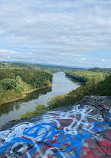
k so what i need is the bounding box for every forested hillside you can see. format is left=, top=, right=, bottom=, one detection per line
left=0, top=61, right=84, bottom=73
left=0, top=69, right=52, bottom=105
left=89, top=67, right=111, bottom=73
left=65, top=70, right=106, bottom=83
left=47, top=70, right=110, bottom=109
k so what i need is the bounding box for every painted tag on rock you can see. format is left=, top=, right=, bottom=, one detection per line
left=0, top=104, right=111, bottom=158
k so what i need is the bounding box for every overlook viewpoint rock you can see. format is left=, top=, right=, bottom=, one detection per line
left=0, top=96, right=111, bottom=158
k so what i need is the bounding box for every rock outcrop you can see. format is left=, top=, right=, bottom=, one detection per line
left=0, top=96, right=111, bottom=158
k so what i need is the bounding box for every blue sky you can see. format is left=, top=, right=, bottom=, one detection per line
left=0, top=0, right=111, bottom=68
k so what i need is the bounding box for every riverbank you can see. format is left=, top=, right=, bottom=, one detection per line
left=0, top=84, right=52, bottom=106
left=47, top=70, right=110, bottom=109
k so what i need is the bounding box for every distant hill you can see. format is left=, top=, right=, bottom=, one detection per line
left=0, top=61, right=86, bottom=72
left=89, top=67, right=111, bottom=73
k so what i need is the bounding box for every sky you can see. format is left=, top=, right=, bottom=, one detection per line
left=0, top=0, right=111, bottom=68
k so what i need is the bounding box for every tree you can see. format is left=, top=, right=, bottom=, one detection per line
left=15, top=76, right=24, bottom=93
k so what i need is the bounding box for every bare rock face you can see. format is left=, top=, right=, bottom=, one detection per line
left=0, top=96, right=111, bottom=158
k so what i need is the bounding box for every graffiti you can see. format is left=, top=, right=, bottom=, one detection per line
left=0, top=104, right=111, bottom=157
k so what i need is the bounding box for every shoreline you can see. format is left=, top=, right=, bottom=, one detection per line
left=1, top=96, right=111, bottom=131
left=0, top=84, right=52, bottom=106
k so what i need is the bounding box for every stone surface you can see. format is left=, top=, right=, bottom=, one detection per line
left=0, top=96, right=111, bottom=158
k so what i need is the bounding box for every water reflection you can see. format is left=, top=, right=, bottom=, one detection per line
left=23, top=87, right=52, bottom=102
left=0, top=87, right=52, bottom=116
left=15, top=104, right=20, bottom=110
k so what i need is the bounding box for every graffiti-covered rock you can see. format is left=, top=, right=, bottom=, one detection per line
left=0, top=96, right=111, bottom=158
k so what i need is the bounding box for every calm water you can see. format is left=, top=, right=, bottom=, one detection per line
left=0, top=72, right=79, bottom=128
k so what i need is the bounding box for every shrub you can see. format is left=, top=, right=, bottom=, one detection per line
left=21, top=104, right=46, bottom=119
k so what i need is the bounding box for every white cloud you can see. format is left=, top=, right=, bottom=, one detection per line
left=102, top=59, right=106, bottom=62
left=0, top=0, right=111, bottom=67
left=80, top=57, right=86, bottom=61
left=0, top=49, right=17, bottom=54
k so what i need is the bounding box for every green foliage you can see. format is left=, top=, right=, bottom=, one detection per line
left=47, top=70, right=110, bottom=109
left=0, top=79, right=16, bottom=91
left=35, top=104, right=46, bottom=112
left=0, top=76, right=24, bottom=103
left=89, top=67, right=111, bottom=73
left=21, top=104, right=46, bottom=119
left=47, top=94, right=67, bottom=109
left=0, top=68, right=52, bottom=105
left=0, top=69, right=15, bottom=80
left=15, top=76, right=24, bottom=93
left=11, top=69, right=53, bottom=89
left=91, top=75, right=111, bottom=96
left=0, top=89, right=22, bottom=105
left=0, top=86, right=4, bottom=101
left=23, top=82, right=31, bottom=92
left=65, top=70, right=107, bottom=83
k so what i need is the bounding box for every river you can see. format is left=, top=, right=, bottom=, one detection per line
left=0, top=72, right=79, bottom=128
